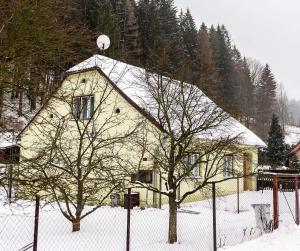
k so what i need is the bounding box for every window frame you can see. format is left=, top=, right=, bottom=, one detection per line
left=223, top=155, right=233, bottom=177
left=131, top=170, right=153, bottom=184
left=72, top=95, right=94, bottom=120
left=185, top=153, right=202, bottom=178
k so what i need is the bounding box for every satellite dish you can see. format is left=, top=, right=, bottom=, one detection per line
left=97, top=35, right=111, bottom=51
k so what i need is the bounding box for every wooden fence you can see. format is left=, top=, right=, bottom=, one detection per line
left=257, top=173, right=300, bottom=192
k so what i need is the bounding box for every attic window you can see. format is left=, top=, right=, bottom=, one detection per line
left=72, top=96, right=94, bottom=120
left=81, top=78, right=86, bottom=83
left=115, top=108, right=120, bottom=114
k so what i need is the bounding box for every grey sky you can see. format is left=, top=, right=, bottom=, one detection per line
left=174, top=0, right=300, bottom=100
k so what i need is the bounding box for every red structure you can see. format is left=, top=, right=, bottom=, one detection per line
left=273, top=176, right=279, bottom=229
left=288, top=141, right=300, bottom=166
left=296, top=177, right=300, bottom=225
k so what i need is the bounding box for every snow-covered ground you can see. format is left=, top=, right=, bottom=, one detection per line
left=285, top=125, right=300, bottom=146
left=223, top=225, right=300, bottom=251
left=0, top=190, right=298, bottom=250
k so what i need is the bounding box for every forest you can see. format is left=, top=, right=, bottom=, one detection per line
left=0, top=0, right=295, bottom=142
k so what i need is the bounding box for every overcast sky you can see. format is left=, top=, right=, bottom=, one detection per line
left=174, top=0, right=300, bottom=100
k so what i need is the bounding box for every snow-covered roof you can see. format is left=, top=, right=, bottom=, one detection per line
left=285, top=125, right=300, bottom=146
left=67, top=55, right=266, bottom=148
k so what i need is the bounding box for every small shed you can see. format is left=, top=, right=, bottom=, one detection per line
left=0, top=145, right=20, bottom=165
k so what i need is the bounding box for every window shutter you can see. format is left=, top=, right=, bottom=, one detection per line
left=90, top=96, right=94, bottom=117
left=82, top=97, right=88, bottom=119
left=72, top=97, right=80, bottom=119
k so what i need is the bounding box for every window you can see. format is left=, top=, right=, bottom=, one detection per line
left=186, top=153, right=201, bottom=177
left=131, top=170, right=153, bottom=184
left=224, top=155, right=233, bottom=177
left=72, top=96, right=94, bottom=120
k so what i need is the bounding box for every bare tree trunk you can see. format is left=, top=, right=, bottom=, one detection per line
left=18, top=90, right=23, bottom=116
left=168, top=196, right=177, bottom=244
left=0, top=89, right=3, bottom=120
left=30, top=95, right=37, bottom=112
left=72, top=218, right=80, bottom=232
left=73, top=179, right=83, bottom=232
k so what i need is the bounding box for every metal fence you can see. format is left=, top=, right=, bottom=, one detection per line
left=0, top=176, right=299, bottom=251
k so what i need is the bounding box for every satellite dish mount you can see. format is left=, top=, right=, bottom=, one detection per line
left=97, top=35, right=111, bottom=51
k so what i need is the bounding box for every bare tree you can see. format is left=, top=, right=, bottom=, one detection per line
left=124, top=65, right=251, bottom=244
left=246, top=57, right=264, bottom=88
left=18, top=72, right=142, bottom=231
left=276, top=83, right=289, bottom=133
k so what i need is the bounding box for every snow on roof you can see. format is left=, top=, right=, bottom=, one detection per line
left=285, top=125, right=300, bottom=146
left=67, top=55, right=266, bottom=148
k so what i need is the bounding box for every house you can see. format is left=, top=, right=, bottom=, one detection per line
left=17, top=55, right=266, bottom=207
left=287, top=142, right=300, bottom=167
left=0, top=133, right=19, bottom=199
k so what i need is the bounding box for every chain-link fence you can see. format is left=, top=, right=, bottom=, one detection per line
left=0, top=176, right=299, bottom=251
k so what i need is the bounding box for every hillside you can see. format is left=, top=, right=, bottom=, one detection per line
left=1, top=0, right=294, bottom=145
left=285, top=125, right=300, bottom=146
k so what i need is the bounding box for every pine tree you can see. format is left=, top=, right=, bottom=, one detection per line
left=266, top=114, right=286, bottom=168
left=136, top=0, right=160, bottom=63
left=194, top=23, right=219, bottom=101
left=111, top=0, right=142, bottom=63
left=209, top=25, right=240, bottom=112
left=255, top=64, right=277, bottom=140
left=230, top=46, right=243, bottom=116
left=136, top=0, right=182, bottom=72
left=290, top=154, right=300, bottom=169
left=157, top=0, right=180, bottom=43
left=179, top=9, right=197, bottom=59
left=0, top=0, right=93, bottom=127
left=85, top=0, right=121, bottom=58
left=240, top=57, right=255, bottom=127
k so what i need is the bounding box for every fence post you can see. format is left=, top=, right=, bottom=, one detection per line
left=126, top=188, right=131, bottom=251
left=295, top=177, right=299, bottom=225
left=33, top=195, right=40, bottom=251
left=273, top=176, right=279, bottom=229
left=237, top=177, right=240, bottom=214
left=212, top=182, right=217, bottom=251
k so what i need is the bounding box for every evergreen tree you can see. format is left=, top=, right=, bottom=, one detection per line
left=136, top=0, right=182, bottom=72
left=209, top=25, right=236, bottom=112
left=0, top=0, right=92, bottom=120
left=194, top=23, right=219, bottom=101
left=136, top=0, right=160, bottom=63
left=111, top=0, right=142, bottom=63
left=255, top=64, right=277, bottom=140
left=179, top=9, right=197, bottom=58
left=290, top=154, right=300, bottom=169
left=240, top=57, right=255, bottom=127
left=157, top=0, right=180, bottom=43
left=230, top=46, right=243, bottom=116
left=266, top=114, right=286, bottom=167
left=85, top=0, right=121, bottom=58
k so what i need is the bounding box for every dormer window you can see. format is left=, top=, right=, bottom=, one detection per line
left=72, top=96, right=94, bottom=120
